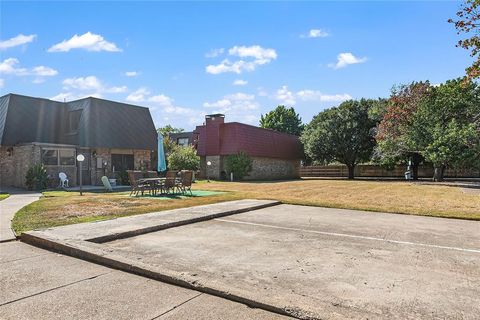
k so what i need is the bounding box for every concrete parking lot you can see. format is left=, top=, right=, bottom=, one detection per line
left=0, top=241, right=289, bottom=320
left=106, top=204, right=480, bottom=319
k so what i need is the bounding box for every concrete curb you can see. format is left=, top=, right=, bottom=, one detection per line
left=88, top=200, right=282, bottom=243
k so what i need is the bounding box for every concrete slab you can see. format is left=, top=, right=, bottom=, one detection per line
left=0, top=192, right=41, bottom=242
left=105, top=204, right=480, bottom=319
left=0, top=244, right=111, bottom=305
left=21, top=201, right=480, bottom=319
left=0, top=241, right=290, bottom=320
left=158, top=293, right=290, bottom=320
left=0, top=240, right=49, bottom=263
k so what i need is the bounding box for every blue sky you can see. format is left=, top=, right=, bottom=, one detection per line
left=0, top=1, right=471, bottom=130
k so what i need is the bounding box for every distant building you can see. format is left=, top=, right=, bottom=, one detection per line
left=193, top=114, right=303, bottom=180
left=169, top=132, right=194, bottom=147
left=0, top=94, right=157, bottom=188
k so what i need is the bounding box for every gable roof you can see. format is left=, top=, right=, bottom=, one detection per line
left=195, top=122, right=303, bottom=160
left=0, top=93, right=157, bottom=150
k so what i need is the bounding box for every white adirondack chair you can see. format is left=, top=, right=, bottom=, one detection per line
left=59, top=172, right=69, bottom=188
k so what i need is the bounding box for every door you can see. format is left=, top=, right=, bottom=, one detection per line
left=77, top=149, right=91, bottom=185
left=111, top=154, right=134, bottom=173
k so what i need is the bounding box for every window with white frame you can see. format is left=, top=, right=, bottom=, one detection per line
left=177, top=137, right=189, bottom=146
left=42, top=148, right=76, bottom=166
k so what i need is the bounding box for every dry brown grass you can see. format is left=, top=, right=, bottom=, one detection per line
left=12, top=179, right=480, bottom=235
left=198, top=179, right=480, bottom=220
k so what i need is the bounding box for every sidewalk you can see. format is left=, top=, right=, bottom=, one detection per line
left=0, top=188, right=41, bottom=242
left=0, top=242, right=289, bottom=320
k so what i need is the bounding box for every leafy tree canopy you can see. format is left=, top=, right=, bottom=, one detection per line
left=157, top=125, right=184, bottom=137
left=260, top=105, right=304, bottom=136
left=167, top=145, right=200, bottom=171
left=301, top=99, right=378, bottom=179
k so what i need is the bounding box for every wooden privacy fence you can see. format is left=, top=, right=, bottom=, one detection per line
left=299, top=165, right=480, bottom=178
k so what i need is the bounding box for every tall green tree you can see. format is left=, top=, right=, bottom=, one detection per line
left=260, top=105, right=304, bottom=136
left=157, top=125, right=185, bottom=155
left=409, top=78, right=480, bottom=181
left=375, top=82, right=432, bottom=179
left=301, top=99, right=377, bottom=179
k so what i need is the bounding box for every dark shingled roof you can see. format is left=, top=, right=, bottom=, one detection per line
left=0, top=93, right=157, bottom=150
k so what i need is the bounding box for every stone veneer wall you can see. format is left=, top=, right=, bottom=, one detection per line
left=1, top=145, right=153, bottom=188
left=199, top=155, right=300, bottom=180
left=245, top=156, right=300, bottom=180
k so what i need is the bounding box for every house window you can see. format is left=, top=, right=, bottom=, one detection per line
left=42, top=148, right=76, bottom=166
left=111, top=154, right=134, bottom=172
left=59, top=149, right=75, bottom=165
left=68, top=110, right=82, bottom=133
left=42, top=149, right=58, bottom=165
left=177, top=137, right=189, bottom=146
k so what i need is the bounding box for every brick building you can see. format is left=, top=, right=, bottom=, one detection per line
left=0, top=94, right=157, bottom=188
left=193, top=114, right=303, bottom=180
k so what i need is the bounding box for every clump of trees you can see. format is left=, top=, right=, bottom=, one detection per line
left=297, top=78, right=480, bottom=181
left=260, top=105, right=304, bottom=136
left=301, top=99, right=380, bottom=179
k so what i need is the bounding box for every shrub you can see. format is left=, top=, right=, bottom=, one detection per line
left=225, top=151, right=253, bottom=180
left=117, top=170, right=130, bottom=185
left=25, top=164, right=49, bottom=191
left=167, top=145, right=200, bottom=171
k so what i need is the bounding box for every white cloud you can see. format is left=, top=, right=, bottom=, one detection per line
left=48, top=32, right=121, bottom=52
left=301, top=29, right=329, bottom=38
left=228, top=45, right=277, bottom=61
left=126, top=88, right=151, bottom=102
left=125, top=71, right=139, bottom=77
left=297, top=90, right=352, bottom=102
left=205, top=48, right=224, bottom=58
left=275, top=85, right=296, bottom=106
left=54, top=76, right=126, bottom=101
left=31, top=66, right=58, bottom=76
left=63, top=76, right=102, bottom=91
left=126, top=88, right=204, bottom=127
left=0, top=34, right=36, bottom=50
left=233, top=79, right=248, bottom=86
left=0, top=58, right=58, bottom=82
left=329, top=52, right=367, bottom=69
left=206, top=45, right=277, bottom=74
left=0, top=58, right=28, bottom=75
left=0, top=79, right=4, bottom=88
left=202, top=92, right=259, bottom=125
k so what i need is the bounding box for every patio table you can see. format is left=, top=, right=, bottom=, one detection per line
left=137, top=177, right=181, bottom=196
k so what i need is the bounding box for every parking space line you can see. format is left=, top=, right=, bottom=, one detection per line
left=215, top=218, right=480, bottom=254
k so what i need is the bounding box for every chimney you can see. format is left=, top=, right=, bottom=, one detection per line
left=205, top=114, right=224, bottom=155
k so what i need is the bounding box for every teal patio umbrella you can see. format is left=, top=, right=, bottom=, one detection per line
left=157, top=134, right=167, bottom=172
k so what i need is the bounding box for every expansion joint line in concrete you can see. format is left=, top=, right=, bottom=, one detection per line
left=215, top=218, right=480, bottom=254
left=0, top=271, right=113, bottom=307
left=150, top=292, right=203, bottom=319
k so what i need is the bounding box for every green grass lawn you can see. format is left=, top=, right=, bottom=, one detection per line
left=0, top=194, right=9, bottom=201
left=12, top=179, right=480, bottom=235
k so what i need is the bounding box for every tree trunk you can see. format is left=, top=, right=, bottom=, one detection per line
left=347, top=165, right=355, bottom=180
left=411, top=153, right=422, bottom=181
left=412, top=163, right=419, bottom=180
left=433, top=165, right=445, bottom=182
